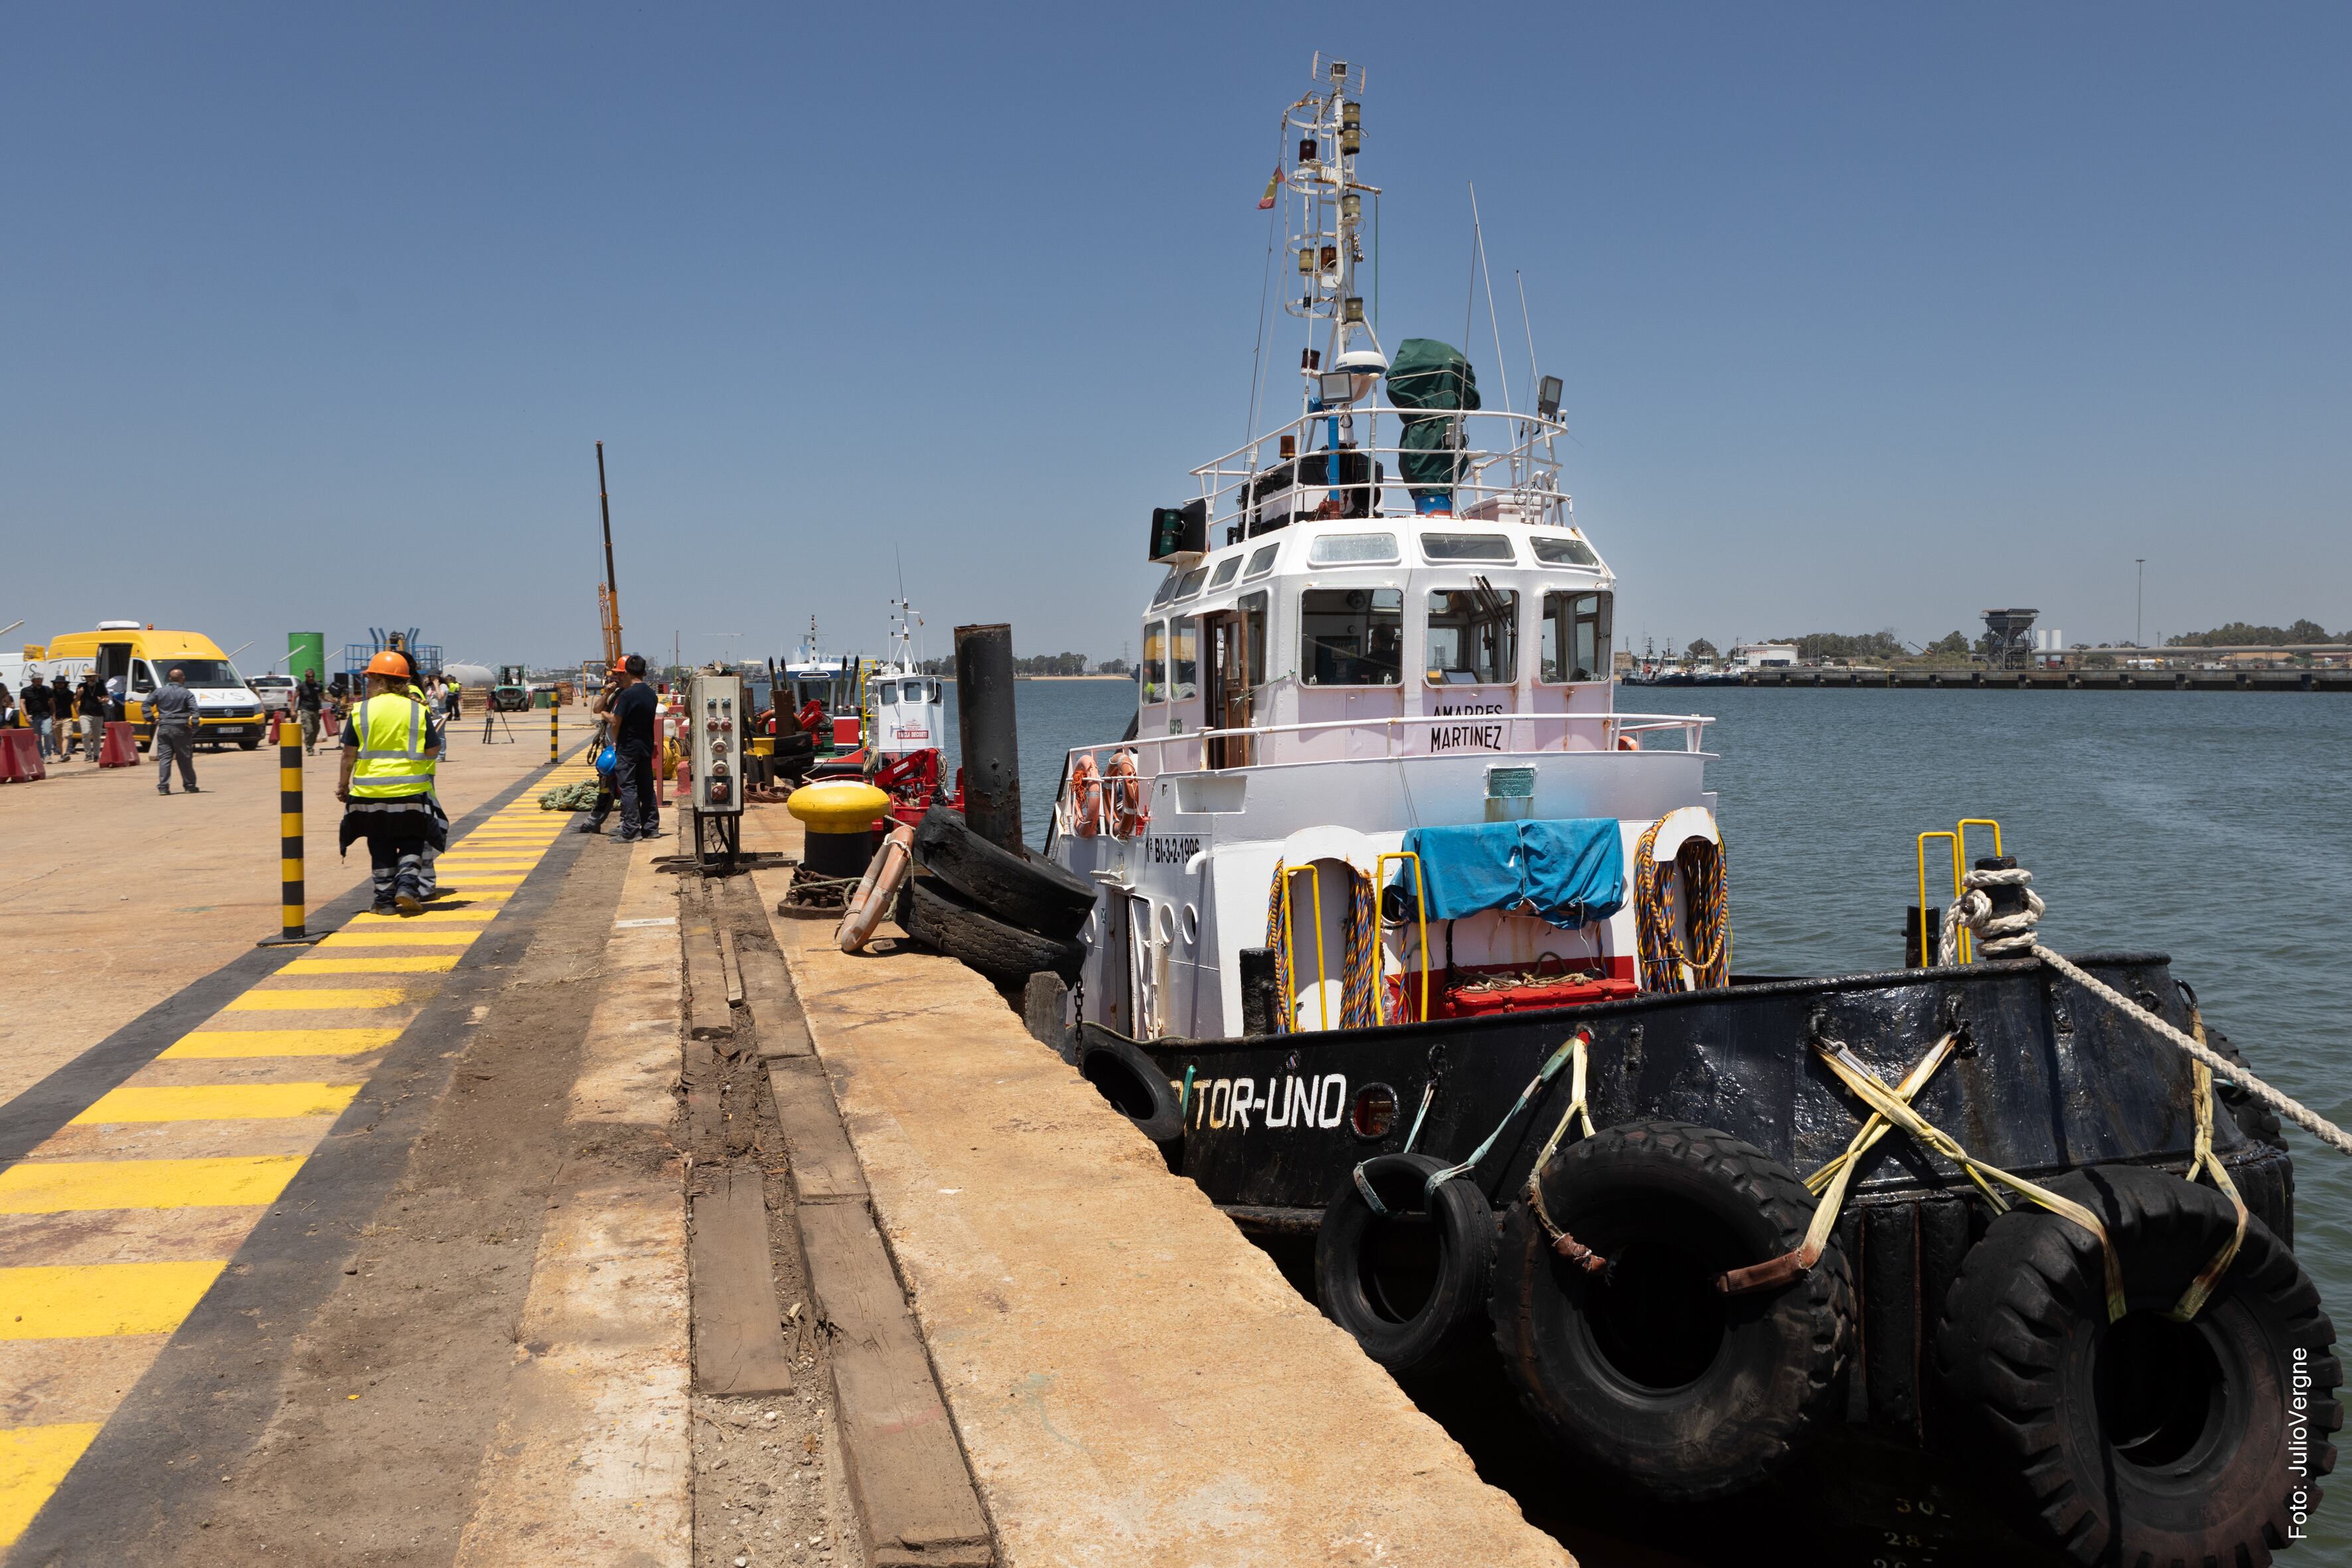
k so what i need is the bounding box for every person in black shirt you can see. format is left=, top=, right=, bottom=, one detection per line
left=609, top=655, right=661, bottom=841
left=297, top=673, right=325, bottom=754
left=21, top=675, right=54, bottom=759
left=76, top=672, right=108, bottom=761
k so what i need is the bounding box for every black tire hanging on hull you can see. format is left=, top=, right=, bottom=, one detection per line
left=1073, top=1029, right=1184, bottom=1162
left=1489, top=1119, right=1853, bottom=1502
left=1315, top=1153, right=1497, bottom=1377
left=1935, top=1163, right=2340, bottom=1568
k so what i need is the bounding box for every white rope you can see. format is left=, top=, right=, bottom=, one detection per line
left=1942, top=865, right=2352, bottom=1158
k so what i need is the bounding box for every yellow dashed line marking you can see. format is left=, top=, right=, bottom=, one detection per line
left=319, top=928, right=481, bottom=947
left=0, top=1423, right=102, bottom=1545
left=435, top=876, right=525, bottom=887
left=226, top=988, right=407, bottom=1012
left=0, top=1261, right=227, bottom=1339
left=280, top=956, right=457, bottom=975
left=162, top=1028, right=399, bottom=1058
left=71, top=1084, right=362, bottom=1124
left=0, top=1156, right=305, bottom=1213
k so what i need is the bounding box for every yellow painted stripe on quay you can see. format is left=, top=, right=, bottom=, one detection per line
left=163, top=1028, right=399, bottom=1058
left=0, top=1156, right=305, bottom=1214
left=279, top=956, right=457, bottom=975
left=0, top=1423, right=103, bottom=1545
left=345, top=909, right=497, bottom=925
left=0, top=1261, right=228, bottom=1339
left=226, top=988, right=406, bottom=1011
left=319, top=928, right=481, bottom=947
left=434, top=877, right=524, bottom=888
left=72, top=1083, right=363, bottom=1124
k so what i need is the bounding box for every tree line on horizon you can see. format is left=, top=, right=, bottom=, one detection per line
left=1674, top=619, right=2349, bottom=665
left=914, top=653, right=1131, bottom=676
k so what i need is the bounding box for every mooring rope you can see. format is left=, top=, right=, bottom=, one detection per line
left=1942, top=864, right=2352, bottom=1158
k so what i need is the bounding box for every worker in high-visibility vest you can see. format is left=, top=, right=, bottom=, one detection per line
left=400, top=668, right=451, bottom=901
left=337, top=651, right=445, bottom=914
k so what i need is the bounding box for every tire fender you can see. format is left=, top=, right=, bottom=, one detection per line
left=1935, top=1164, right=2341, bottom=1567
left=1073, top=1031, right=1184, bottom=1159
left=1316, top=1152, right=1497, bottom=1377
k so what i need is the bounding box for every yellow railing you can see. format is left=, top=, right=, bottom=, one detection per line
left=1373, top=851, right=1430, bottom=1026
left=1916, top=818, right=2007, bottom=964
left=1277, top=863, right=1330, bottom=1032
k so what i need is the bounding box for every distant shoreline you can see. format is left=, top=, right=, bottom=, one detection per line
left=1014, top=674, right=1132, bottom=682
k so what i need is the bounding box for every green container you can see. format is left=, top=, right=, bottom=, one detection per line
left=287, top=632, right=326, bottom=684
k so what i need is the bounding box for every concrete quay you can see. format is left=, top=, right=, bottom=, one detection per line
left=0, top=742, right=1578, bottom=1565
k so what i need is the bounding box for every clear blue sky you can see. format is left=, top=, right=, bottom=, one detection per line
left=4, top=4, right=2345, bottom=669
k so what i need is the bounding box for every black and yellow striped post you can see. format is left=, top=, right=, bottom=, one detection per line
left=258, top=713, right=326, bottom=947
left=548, top=696, right=560, bottom=765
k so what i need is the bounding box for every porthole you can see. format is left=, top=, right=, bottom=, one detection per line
left=1180, top=903, right=1200, bottom=945
left=1350, top=1082, right=1400, bottom=1140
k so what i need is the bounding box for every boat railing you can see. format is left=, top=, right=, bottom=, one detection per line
left=1050, top=709, right=1713, bottom=838
left=1189, top=403, right=1573, bottom=534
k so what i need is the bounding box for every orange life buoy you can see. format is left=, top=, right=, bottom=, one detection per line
left=836, top=822, right=913, bottom=953
left=1616, top=732, right=1642, bottom=751
left=1105, top=748, right=1147, bottom=838
left=1068, top=753, right=1104, bottom=837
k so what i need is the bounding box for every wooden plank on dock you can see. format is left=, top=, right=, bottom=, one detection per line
left=684, top=1037, right=725, bottom=1157
left=719, top=927, right=744, bottom=1006
left=738, top=943, right=813, bottom=1058
left=799, top=1200, right=994, bottom=1567
left=689, top=1165, right=796, bottom=1397
left=682, top=893, right=734, bottom=1042
left=768, top=1058, right=866, bottom=1204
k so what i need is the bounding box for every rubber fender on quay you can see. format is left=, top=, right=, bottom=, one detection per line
left=1316, top=1152, right=1497, bottom=1377
left=900, top=875, right=1085, bottom=986
left=1934, top=1163, right=2340, bottom=1568
left=912, top=805, right=1097, bottom=940
left=1489, top=1119, right=1853, bottom=1502
left=1072, top=1027, right=1184, bottom=1164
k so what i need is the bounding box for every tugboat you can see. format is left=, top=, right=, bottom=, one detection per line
left=1008, top=57, right=2337, bottom=1565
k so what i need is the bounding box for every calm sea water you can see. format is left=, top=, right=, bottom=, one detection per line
left=955, top=678, right=2352, bottom=1552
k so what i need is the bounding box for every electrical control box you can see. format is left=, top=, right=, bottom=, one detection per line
left=686, top=672, right=744, bottom=817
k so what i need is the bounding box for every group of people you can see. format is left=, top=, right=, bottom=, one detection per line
left=582, top=653, right=662, bottom=841
left=0, top=670, right=115, bottom=762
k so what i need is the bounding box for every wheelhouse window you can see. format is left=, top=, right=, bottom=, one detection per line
left=1531, top=533, right=1601, bottom=568
left=1208, top=556, right=1241, bottom=590
left=1172, top=619, right=1199, bottom=701
left=1240, top=591, right=1268, bottom=686
left=1306, top=532, right=1399, bottom=567
left=1243, top=542, right=1280, bottom=579
left=1150, top=571, right=1180, bottom=608
left=1142, top=620, right=1168, bottom=702
left=1173, top=565, right=1211, bottom=602
left=1421, top=532, right=1514, bottom=564
left=1540, top=591, right=1613, bottom=682
left=876, top=681, right=898, bottom=704
left=1300, top=588, right=1403, bottom=686
left=1425, top=586, right=1519, bottom=685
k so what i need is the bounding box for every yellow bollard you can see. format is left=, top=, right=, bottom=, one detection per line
left=258, top=716, right=325, bottom=947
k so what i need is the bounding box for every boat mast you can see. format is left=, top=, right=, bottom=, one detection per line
left=1281, top=58, right=1383, bottom=498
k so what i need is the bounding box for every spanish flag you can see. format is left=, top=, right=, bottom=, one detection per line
left=1258, top=165, right=1281, bottom=210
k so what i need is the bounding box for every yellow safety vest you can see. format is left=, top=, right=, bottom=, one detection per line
left=351, top=696, right=435, bottom=798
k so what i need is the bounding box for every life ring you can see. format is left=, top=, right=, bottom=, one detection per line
left=1105, top=748, right=1147, bottom=838
left=1936, top=1164, right=2335, bottom=1565
left=1491, top=1119, right=1852, bottom=1500
left=1616, top=731, right=1642, bottom=751
left=1067, top=753, right=1104, bottom=837
left=836, top=822, right=913, bottom=953
left=1316, top=1152, right=1497, bottom=1375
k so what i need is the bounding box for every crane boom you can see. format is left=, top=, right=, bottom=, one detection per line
left=595, top=441, right=624, bottom=667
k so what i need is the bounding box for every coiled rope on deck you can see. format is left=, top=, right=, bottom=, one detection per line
left=1942, top=864, right=2352, bottom=1158
left=1633, top=818, right=1730, bottom=992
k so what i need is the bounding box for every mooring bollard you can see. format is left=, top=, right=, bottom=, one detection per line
left=954, top=623, right=1022, bottom=851
left=549, top=698, right=560, bottom=765
left=258, top=718, right=325, bottom=947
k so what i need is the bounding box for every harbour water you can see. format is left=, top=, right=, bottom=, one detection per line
left=949, top=676, right=2349, bottom=1556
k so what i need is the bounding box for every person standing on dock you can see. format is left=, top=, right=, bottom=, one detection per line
left=297, top=672, right=323, bottom=754
left=75, top=670, right=107, bottom=761
left=21, top=673, right=55, bottom=760
left=337, top=650, right=444, bottom=914
left=609, top=654, right=661, bottom=842
left=151, top=666, right=200, bottom=794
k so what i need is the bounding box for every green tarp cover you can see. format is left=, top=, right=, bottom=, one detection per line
left=1385, top=339, right=1482, bottom=503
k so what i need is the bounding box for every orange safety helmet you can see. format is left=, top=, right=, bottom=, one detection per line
left=364, top=651, right=412, bottom=679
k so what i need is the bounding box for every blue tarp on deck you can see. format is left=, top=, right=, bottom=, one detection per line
left=1396, top=819, right=1625, bottom=928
